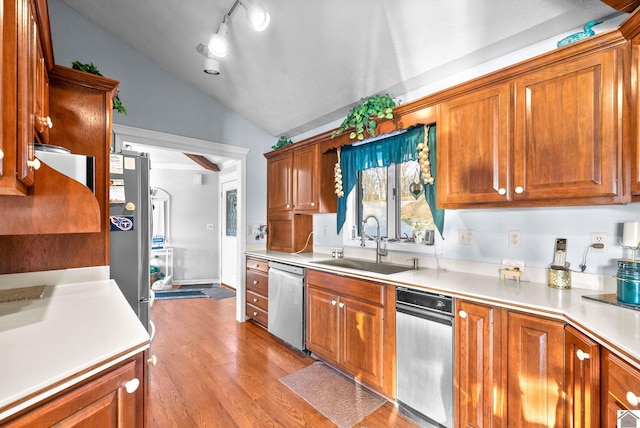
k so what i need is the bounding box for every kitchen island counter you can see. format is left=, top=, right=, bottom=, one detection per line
left=246, top=249, right=640, bottom=370
left=0, top=279, right=150, bottom=421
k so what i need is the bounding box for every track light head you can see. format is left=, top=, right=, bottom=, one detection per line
left=203, top=57, right=220, bottom=75
left=244, top=1, right=270, bottom=31
left=208, top=21, right=229, bottom=58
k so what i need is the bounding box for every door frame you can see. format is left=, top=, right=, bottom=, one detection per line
left=113, top=124, right=249, bottom=322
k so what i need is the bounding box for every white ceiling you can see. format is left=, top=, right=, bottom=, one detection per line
left=62, top=0, right=620, bottom=141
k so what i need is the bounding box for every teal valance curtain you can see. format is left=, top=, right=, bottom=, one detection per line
left=336, top=124, right=444, bottom=238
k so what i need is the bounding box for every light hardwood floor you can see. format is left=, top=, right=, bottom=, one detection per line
left=149, top=296, right=418, bottom=427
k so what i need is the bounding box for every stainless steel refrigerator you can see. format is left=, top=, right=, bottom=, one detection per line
left=109, top=150, right=152, bottom=333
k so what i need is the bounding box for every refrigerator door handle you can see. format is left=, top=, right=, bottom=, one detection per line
left=149, top=320, right=156, bottom=342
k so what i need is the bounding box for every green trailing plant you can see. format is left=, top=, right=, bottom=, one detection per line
left=331, top=94, right=397, bottom=141
left=272, top=135, right=293, bottom=150
left=71, top=61, right=127, bottom=115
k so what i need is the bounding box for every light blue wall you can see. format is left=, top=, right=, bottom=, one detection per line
left=47, top=0, right=271, bottom=246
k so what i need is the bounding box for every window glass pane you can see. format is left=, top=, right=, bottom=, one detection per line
left=360, top=167, right=387, bottom=237
left=399, top=161, right=434, bottom=238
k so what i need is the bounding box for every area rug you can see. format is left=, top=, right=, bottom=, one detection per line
left=153, top=289, right=208, bottom=300
left=154, top=284, right=236, bottom=301
left=279, top=362, right=386, bottom=428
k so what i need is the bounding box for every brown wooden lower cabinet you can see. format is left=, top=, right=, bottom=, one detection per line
left=306, top=269, right=394, bottom=397
left=245, top=256, right=269, bottom=327
left=565, top=325, right=600, bottom=428
left=3, top=353, right=146, bottom=427
left=455, top=300, right=505, bottom=428
left=602, top=348, right=640, bottom=427
left=455, top=300, right=565, bottom=427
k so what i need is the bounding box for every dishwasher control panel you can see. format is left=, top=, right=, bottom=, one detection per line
left=396, top=287, right=453, bottom=315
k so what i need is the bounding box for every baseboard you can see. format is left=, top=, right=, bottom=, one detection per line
left=173, top=278, right=219, bottom=286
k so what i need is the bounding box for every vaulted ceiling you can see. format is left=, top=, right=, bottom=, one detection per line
left=62, top=0, right=622, bottom=139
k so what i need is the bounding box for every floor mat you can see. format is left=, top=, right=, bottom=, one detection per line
left=279, top=361, right=386, bottom=428
left=154, top=289, right=208, bottom=300
left=200, top=287, right=236, bottom=300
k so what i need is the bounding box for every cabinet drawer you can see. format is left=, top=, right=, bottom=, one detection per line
left=307, top=269, right=384, bottom=306
left=246, top=257, right=269, bottom=273
left=246, top=303, right=268, bottom=327
left=246, top=290, right=268, bottom=311
left=605, top=350, right=640, bottom=410
left=246, top=270, right=268, bottom=296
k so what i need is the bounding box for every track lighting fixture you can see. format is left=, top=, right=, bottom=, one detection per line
left=199, top=0, right=271, bottom=71
left=241, top=0, right=270, bottom=32
left=207, top=21, right=229, bottom=58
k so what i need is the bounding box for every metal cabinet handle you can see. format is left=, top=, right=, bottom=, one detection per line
left=253, top=280, right=258, bottom=285
left=124, top=378, right=140, bottom=394
left=515, top=186, right=524, bottom=194
left=286, top=204, right=291, bottom=208
left=331, top=300, right=337, bottom=306
left=0, top=149, right=4, bottom=160
left=253, top=312, right=258, bottom=316
left=253, top=298, right=258, bottom=302
left=497, top=188, right=506, bottom=196
left=148, top=355, right=158, bottom=366
left=311, top=202, right=316, bottom=207
left=338, top=302, right=345, bottom=309
left=576, top=349, right=590, bottom=361
left=459, top=310, right=467, bottom=319
left=627, top=391, right=640, bottom=407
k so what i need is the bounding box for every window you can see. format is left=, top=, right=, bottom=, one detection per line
left=357, top=160, right=434, bottom=240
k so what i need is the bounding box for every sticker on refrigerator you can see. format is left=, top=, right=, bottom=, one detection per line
left=110, top=216, right=135, bottom=231
left=109, top=179, right=126, bottom=203
left=124, top=156, right=136, bottom=170
left=110, top=154, right=124, bottom=174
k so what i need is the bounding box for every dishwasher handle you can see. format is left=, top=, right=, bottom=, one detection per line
left=397, top=302, right=453, bottom=326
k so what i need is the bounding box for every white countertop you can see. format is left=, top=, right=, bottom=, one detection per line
left=247, top=250, right=640, bottom=369
left=0, top=279, right=150, bottom=420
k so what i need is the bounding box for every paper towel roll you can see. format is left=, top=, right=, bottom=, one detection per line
left=622, top=221, right=640, bottom=247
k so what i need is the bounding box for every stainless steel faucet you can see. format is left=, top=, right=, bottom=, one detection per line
left=361, top=215, right=387, bottom=263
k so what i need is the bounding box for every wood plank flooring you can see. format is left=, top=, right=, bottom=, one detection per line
left=148, top=296, right=419, bottom=427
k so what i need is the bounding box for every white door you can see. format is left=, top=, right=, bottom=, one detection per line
left=220, top=178, right=238, bottom=289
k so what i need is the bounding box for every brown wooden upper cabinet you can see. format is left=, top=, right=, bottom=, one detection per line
left=1, top=0, right=47, bottom=195
left=267, top=144, right=328, bottom=214
left=437, top=46, right=625, bottom=208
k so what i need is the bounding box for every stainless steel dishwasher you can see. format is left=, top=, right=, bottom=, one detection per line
left=267, top=261, right=306, bottom=351
left=396, top=286, right=454, bottom=428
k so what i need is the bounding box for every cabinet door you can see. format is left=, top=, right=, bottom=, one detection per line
left=513, top=49, right=621, bottom=203
left=5, top=356, right=144, bottom=427
left=507, top=311, right=565, bottom=428
left=339, top=294, right=384, bottom=388
left=602, top=348, right=640, bottom=427
left=292, top=145, right=319, bottom=212
left=267, top=152, right=292, bottom=212
left=16, top=0, right=37, bottom=187
left=437, top=83, right=511, bottom=207
left=306, top=286, right=340, bottom=363
left=455, top=300, right=505, bottom=428
left=565, top=325, right=600, bottom=428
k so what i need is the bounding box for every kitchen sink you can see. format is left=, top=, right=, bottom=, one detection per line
left=310, top=258, right=415, bottom=275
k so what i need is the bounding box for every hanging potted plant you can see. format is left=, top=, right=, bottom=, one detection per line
left=331, top=94, right=397, bottom=141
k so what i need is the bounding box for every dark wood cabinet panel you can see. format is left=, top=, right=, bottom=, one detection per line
left=507, top=311, right=565, bottom=428
left=565, top=325, right=600, bottom=428
left=455, top=300, right=505, bottom=428
left=292, top=144, right=319, bottom=212
left=267, top=151, right=292, bottom=213
left=306, top=286, right=340, bottom=364
left=4, top=353, right=146, bottom=427
left=602, top=348, right=640, bottom=427
left=513, top=49, right=622, bottom=204
left=438, top=83, right=511, bottom=207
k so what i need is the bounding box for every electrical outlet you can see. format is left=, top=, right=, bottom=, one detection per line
left=590, top=232, right=607, bottom=253
left=458, top=229, right=475, bottom=245
left=508, top=230, right=521, bottom=248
